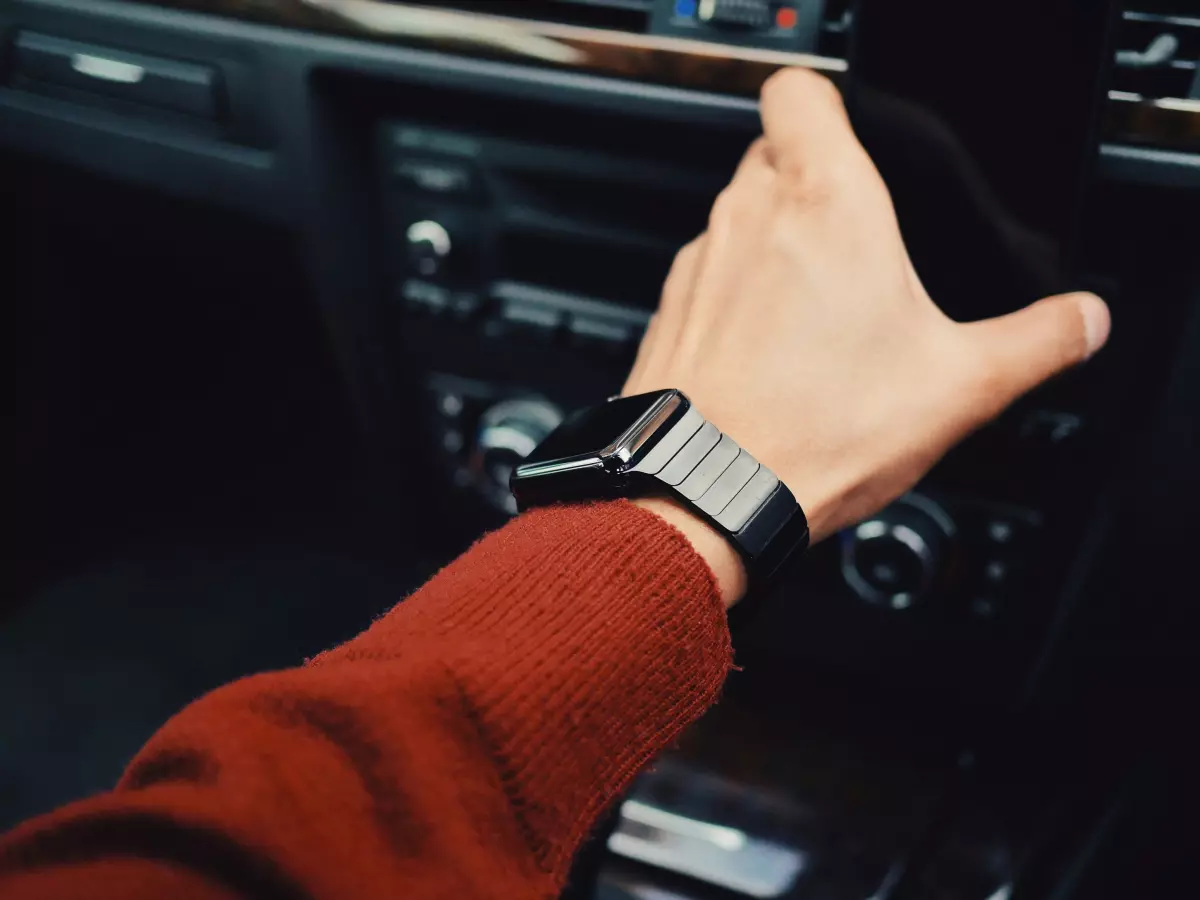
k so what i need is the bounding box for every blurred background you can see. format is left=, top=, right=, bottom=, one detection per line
left=3, top=1, right=1200, bottom=898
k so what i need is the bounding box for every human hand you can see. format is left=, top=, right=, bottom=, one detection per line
left=626, top=69, right=1109, bottom=600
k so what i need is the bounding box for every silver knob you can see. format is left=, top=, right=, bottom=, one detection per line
left=473, top=399, right=563, bottom=514
left=841, top=493, right=956, bottom=610
left=406, top=220, right=453, bottom=277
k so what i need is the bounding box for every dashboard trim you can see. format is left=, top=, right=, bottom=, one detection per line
left=108, top=0, right=1200, bottom=154
left=1098, top=142, right=1200, bottom=188
left=123, top=0, right=846, bottom=94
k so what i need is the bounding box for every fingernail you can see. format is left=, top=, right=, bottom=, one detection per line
left=1078, top=293, right=1111, bottom=359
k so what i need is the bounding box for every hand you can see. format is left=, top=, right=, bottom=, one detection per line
left=626, top=69, right=1110, bottom=604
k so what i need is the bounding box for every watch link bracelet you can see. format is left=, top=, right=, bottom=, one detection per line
left=510, top=390, right=809, bottom=620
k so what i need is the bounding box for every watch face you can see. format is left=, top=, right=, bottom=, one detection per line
left=521, top=391, right=676, bottom=471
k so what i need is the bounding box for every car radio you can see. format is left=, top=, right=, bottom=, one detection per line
left=380, top=118, right=726, bottom=322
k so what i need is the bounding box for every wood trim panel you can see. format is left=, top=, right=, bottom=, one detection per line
left=1106, top=93, right=1200, bottom=152
left=120, top=0, right=1200, bottom=152
left=125, top=0, right=844, bottom=95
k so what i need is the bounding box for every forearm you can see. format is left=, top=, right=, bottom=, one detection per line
left=0, top=501, right=733, bottom=899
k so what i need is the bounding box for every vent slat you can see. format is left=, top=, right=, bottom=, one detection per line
left=1116, top=3, right=1200, bottom=100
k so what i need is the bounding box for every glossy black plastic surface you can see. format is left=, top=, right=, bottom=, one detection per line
left=850, top=0, right=1116, bottom=320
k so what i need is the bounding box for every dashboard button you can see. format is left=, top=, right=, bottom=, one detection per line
left=568, top=314, right=636, bottom=353
left=502, top=298, right=562, bottom=337
left=402, top=279, right=450, bottom=314
left=438, top=393, right=465, bottom=418
left=697, top=0, right=773, bottom=30
left=983, top=560, right=1009, bottom=585
left=394, top=157, right=486, bottom=201
left=14, top=32, right=221, bottom=119
left=987, top=520, right=1015, bottom=544
left=569, top=314, right=632, bottom=343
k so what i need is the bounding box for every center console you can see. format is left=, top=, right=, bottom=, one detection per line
left=361, top=0, right=1121, bottom=714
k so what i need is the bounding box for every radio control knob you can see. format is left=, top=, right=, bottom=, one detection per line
left=406, top=219, right=453, bottom=277
left=842, top=494, right=956, bottom=610
left=473, top=399, right=563, bottom=514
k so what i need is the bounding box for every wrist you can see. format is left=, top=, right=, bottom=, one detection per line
left=631, top=497, right=748, bottom=609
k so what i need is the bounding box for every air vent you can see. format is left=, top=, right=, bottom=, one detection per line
left=818, top=0, right=854, bottom=60
left=1113, top=4, right=1200, bottom=102
left=414, top=0, right=653, bottom=32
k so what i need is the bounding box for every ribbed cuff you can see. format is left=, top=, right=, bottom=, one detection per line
left=318, top=500, right=733, bottom=874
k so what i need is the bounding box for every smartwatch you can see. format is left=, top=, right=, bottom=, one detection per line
left=511, top=390, right=809, bottom=614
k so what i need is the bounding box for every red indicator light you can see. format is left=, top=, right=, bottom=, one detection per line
left=776, top=6, right=798, bottom=30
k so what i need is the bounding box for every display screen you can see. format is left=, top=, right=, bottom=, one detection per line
left=849, top=0, right=1115, bottom=321
left=522, top=392, right=666, bottom=468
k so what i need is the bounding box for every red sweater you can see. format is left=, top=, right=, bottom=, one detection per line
left=0, top=501, right=733, bottom=899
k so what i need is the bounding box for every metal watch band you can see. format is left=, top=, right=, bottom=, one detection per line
left=630, top=405, right=810, bottom=588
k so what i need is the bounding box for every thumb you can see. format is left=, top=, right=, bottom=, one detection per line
left=964, top=291, right=1111, bottom=405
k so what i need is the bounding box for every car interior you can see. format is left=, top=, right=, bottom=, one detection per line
left=3, top=1, right=1199, bottom=898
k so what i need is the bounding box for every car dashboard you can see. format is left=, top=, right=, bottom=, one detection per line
left=3, top=2, right=1200, bottom=899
